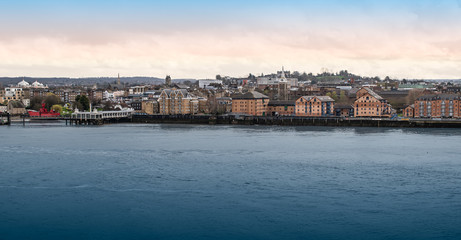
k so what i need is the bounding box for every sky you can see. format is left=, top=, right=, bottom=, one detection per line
left=1, top=0, right=461, bottom=79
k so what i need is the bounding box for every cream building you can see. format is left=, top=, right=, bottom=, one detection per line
left=158, top=89, right=199, bottom=115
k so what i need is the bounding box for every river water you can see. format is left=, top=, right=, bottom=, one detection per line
left=1, top=123, right=461, bottom=239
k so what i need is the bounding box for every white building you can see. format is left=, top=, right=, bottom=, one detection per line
left=31, top=80, right=47, bottom=88
left=17, top=79, right=30, bottom=88
left=256, top=67, right=298, bottom=88
left=198, top=79, right=223, bottom=89
left=128, top=86, right=146, bottom=95
left=104, top=90, right=125, bottom=101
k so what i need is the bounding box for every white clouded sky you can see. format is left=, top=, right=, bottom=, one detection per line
left=0, top=0, right=460, bottom=79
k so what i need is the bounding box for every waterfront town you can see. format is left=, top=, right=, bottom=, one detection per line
left=1, top=68, right=461, bottom=125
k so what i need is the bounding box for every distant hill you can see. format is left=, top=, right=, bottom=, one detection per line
left=0, top=77, right=197, bottom=87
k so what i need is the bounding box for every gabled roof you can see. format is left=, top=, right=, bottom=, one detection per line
left=8, top=101, right=25, bottom=108
left=299, top=96, right=335, bottom=102
left=231, top=91, right=269, bottom=99
left=360, top=87, right=383, bottom=100
left=161, top=89, right=194, bottom=98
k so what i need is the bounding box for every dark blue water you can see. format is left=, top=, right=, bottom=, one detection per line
left=1, top=123, right=461, bottom=240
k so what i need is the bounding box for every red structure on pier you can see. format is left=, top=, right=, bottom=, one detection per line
left=28, top=103, right=60, bottom=117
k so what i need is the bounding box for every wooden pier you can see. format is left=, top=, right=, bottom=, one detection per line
left=3, top=109, right=135, bottom=126
left=69, top=109, right=134, bottom=125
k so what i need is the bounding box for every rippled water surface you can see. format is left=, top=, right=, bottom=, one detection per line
left=1, top=123, right=461, bottom=239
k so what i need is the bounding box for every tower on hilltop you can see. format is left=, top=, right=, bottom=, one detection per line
left=165, top=75, right=172, bottom=86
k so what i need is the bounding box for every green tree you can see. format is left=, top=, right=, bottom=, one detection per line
left=75, top=95, right=90, bottom=111
left=30, top=96, right=44, bottom=110
left=298, top=72, right=309, bottom=82
left=51, top=104, right=63, bottom=113
left=339, top=90, right=348, bottom=103
left=327, top=91, right=338, bottom=101
left=72, top=101, right=84, bottom=111
left=44, top=93, right=61, bottom=110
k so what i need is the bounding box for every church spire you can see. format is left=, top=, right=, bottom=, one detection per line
left=280, top=66, right=287, bottom=81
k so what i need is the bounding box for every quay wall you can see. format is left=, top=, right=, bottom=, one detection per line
left=132, top=115, right=461, bottom=128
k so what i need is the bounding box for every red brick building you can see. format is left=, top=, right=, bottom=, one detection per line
left=295, top=96, right=335, bottom=117
left=414, top=94, right=461, bottom=118
left=354, top=87, right=392, bottom=117
left=268, top=100, right=295, bottom=116
left=231, top=91, right=269, bottom=116
left=403, top=104, right=414, bottom=118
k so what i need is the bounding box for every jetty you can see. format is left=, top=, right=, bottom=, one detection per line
left=69, top=109, right=134, bottom=125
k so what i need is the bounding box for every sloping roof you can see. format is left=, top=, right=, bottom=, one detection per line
left=348, top=88, right=360, bottom=97
left=268, top=100, right=296, bottom=106
left=216, top=97, right=232, bottom=100
left=231, top=91, right=269, bottom=99
left=173, top=83, right=190, bottom=89
left=361, top=87, right=383, bottom=100
left=417, top=94, right=460, bottom=101
left=403, top=104, right=415, bottom=109
left=179, top=89, right=190, bottom=97
left=377, top=90, right=409, bottom=96
left=8, top=101, right=25, bottom=108
left=300, top=96, right=335, bottom=102
left=316, top=96, right=335, bottom=102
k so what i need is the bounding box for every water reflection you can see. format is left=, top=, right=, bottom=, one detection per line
left=4, top=121, right=461, bottom=137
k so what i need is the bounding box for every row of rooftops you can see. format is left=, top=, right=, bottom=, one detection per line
left=416, top=94, right=461, bottom=101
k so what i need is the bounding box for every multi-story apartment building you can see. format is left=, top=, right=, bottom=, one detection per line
left=27, top=88, right=49, bottom=99
left=414, top=94, right=460, bottom=118
left=1, top=87, right=29, bottom=106
left=54, top=90, right=84, bottom=103
left=268, top=100, right=295, bottom=116
left=89, top=90, right=104, bottom=102
left=231, top=91, right=269, bottom=116
left=216, top=97, right=232, bottom=113
left=334, top=104, right=354, bottom=117
left=295, top=96, right=335, bottom=117
left=403, top=104, right=415, bottom=118
left=198, top=98, right=209, bottom=114
left=141, top=101, right=159, bottom=115
left=354, top=87, right=392, bottom=117
left=158, top=89, right=199, bottom=115
left=2, top=87, right=24, bottom=102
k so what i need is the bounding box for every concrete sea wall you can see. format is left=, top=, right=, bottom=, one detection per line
left=132, top=115, right=461, bottom=128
